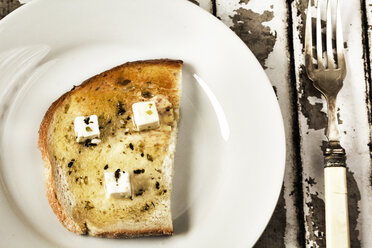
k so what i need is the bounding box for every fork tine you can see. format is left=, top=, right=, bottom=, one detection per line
left=305, top=0, right=315, bottom=75
left=336, top=0, right=346, bottom=73
left=316, top=0, right=324, bottom=69
left=326, top=0, right=335, bottom=69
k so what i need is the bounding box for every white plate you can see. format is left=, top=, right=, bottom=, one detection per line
left=0, top=0, right=285, bottom=247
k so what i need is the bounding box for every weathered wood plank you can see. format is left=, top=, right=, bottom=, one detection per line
left=365, top=0, right=372, bottom=157
left=216, top=0, right=302, bottom=247
left=291, top=0, right=372, bottom=247
left=0, top=0, right=22, bottom=20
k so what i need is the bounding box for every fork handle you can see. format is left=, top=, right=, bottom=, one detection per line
left=324, top=143, right=350, bottom=248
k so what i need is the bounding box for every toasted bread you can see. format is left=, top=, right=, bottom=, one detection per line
left=38, top=59, right=182, bottom=237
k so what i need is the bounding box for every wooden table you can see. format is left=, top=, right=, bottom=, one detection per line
left=1, top=0, right=371, bottom=247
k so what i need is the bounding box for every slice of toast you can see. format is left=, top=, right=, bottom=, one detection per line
left=38, top=59, right=182, bottom=237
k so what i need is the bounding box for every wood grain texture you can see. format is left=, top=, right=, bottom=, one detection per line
left=365, top=0, right=372, bottom=161
left=216, top=0, right=302, bottom=247
left=291, top=0, right=372, bottom=247
left=0, top=0, right=21, bottom=20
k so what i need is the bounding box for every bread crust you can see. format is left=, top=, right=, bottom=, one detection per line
left=38, top=59, right=182, bottom=237
left=39, top=84, right=86, bottom=234
left=93, top=228, right=173, bottom=238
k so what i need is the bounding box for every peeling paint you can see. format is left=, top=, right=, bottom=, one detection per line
left=295, top=0, right=309, bottom=46
left=299, top=67, right=343, bottom=131
left=238, top=0, right=249, bottom=4
left=362, top=0, right=372, bottom=212
left=305, top=194, right=325, bottom=247
left=299, top=66, right=328, bottom=130
left=286, top=3, right=307, bottom=245
left=305, top=177, right=316, bottom=187
left=230, top=8, right=277, bottom=68
left=345, top=168, right=361, bottom=247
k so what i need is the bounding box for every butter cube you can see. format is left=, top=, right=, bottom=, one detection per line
left=74, top=115, right=100, bottom=143
left=132, top=101, right=160, bottom=131
left=104, top=170, right=132, bottom=199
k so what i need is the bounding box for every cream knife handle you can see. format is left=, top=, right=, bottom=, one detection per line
left=324, top=143, right=350, bottom=248
left=325, top=167, right=350, bottom=248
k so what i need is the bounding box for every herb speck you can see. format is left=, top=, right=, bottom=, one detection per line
left=118, top=79, right=131, bottom=86
left=84, top=139, right=97, bottom=147
left=147, top=154, right=153, bottom=162
left=68, top=159, right=75, bottom=168
left=84, top=201, right=94, bottom=210
left=142, top=91, right=152, bottom=98
left=136, top=189, right=145, bottom=196
left=117, top=102, right=126, bottom=115
left=114, top=169, right=121, bottom=180
left=84, top=117, right=90, bottom=125
left=143, top=203, right=150, bottom=211
left=133, top=169, right=145, bottom=174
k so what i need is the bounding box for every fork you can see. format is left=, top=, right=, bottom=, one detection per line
left=305, top=0, right=350, bottom=247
